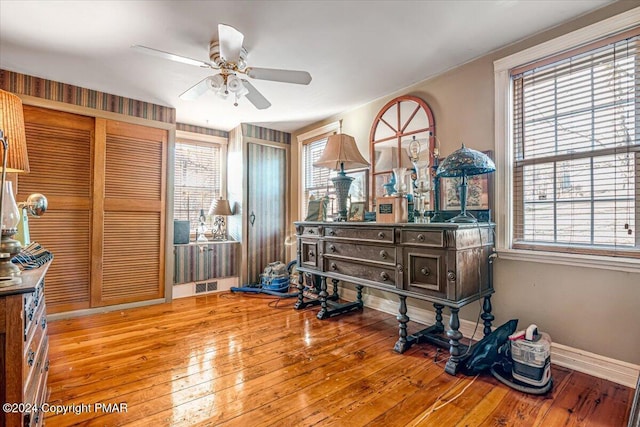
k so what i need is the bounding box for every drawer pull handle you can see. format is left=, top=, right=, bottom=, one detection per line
left=28, top=307, right=34, bottom=321
left=41, top=317, right=47, bottom=329
left=308, top=229, right=314, bottom=234
left=447, top=271, right=456, bottom=281
left=380, top=272, right=390, bottom=281
left=421, top=267, right=431, bottom=276
left=329, top=245, right=336, bottom=253
left=417, top=234, right=425, bottom=242
left=330, top=263, right=338, bottom=271
left=329, top=230, right=336, bottom=236
left=308, top=251, right=315, bottom=257
left=378, top=232, right=385, bottom=239
left=379, top=250, right=388, bottom=259
left=27, top=349, right=35, bottom=367
left=45, top=359, right=50, bottom=372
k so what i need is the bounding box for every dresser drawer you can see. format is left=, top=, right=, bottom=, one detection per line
left=24, top=304, right=47, bottom=386
left=299, top=238, right=319, bottom=270
left=299, top=225, right=321, bottom=237
left=324, top=241, right=396, bottom=265
left=324, top=226, right=394, bottom=243
left=325, top=258, right=397, bottom=288
left=401, top=229, right=445, bottom=247
left=404, top=249, right=449, bottom=299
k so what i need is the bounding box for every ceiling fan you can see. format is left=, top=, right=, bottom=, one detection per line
left=132, top=24, right=312, bottom=110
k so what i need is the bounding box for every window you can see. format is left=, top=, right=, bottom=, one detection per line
left=302, top=137, right=336, bottom=218
left=495, top=10, right=640, bottom=268
left=174, top=137, right=223, bottom=232
left=511, top=30, right=639, bottom=258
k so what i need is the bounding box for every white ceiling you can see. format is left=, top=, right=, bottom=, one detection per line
left=0, top=0, right=613, bottom=133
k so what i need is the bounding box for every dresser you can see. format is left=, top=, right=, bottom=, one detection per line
left=0, top=262, right=52, bottom=427
left=294, top=221, right=495, bottom=374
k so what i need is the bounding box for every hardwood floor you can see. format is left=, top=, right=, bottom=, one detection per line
left=45, top=292, right=633, bottom=426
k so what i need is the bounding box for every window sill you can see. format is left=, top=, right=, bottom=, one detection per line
left=496, top=248, right=640, bottom=274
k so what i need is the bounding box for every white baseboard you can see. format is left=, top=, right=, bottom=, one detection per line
left=173, top=277, right=239, bottom=299
left=340, top=288, right=639, bottom=389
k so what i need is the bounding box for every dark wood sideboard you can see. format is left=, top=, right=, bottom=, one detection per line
left=0, top=262, right=51, bottom=427
left=294, top=221, right=495, bottom=375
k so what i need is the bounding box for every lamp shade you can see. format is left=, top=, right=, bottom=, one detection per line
left=0, top=90, right=29, bottom=173
left=313, top=134, right=370, bottom=171
left=208, top=198, right=233, bottom=216
left=374, top=147, right=413, bottom=171
left=436, top=144, right=495, bottom=178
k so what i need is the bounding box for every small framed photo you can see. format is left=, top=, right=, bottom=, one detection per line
left=348, top=201, right=365, bottom=221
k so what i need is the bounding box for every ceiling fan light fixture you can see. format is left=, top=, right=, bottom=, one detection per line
left=226, top=74, right=244, bottom=93
left=208, top=74, right=225, bottom=90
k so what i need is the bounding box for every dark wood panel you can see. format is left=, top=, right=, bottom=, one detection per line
left=43, top=294, right=634, bottom=426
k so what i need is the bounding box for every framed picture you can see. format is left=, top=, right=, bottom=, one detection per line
left=348, top=201, right=366, bottom=221
left=347, top=169, right=369, bottom=203
left=439, top=150, right=493, bottom=211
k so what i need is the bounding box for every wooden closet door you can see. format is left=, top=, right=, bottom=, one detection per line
left=246, top=143, right=286, bottom=283
left=92, top=120, right=167, bottom=306
left=18, top=106, right=94, bottom=313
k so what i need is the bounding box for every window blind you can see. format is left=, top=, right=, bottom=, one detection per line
left=511, top=30, right=640, bottom=257
left=174, top=140, right=222, bottom=231
left=302, top=138, right=336, bottom=218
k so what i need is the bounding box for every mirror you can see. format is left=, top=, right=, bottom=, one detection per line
left=369, top=95, right=436, bottom=210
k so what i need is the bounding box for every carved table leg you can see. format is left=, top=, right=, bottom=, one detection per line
left=433, top=303, right=445, bottom=333
left=394, top=295, right=412, bottom=353
left=294, top=271, right=306, bottom=310
left=355, top=284, right=364, bottom=307
left=330, top=278, right=340, bottom=301
left=480, top=295, right=494, bottom=336
left=445, top=307, right=463, bottom=375
left=316, top=276, right=329, bottom=320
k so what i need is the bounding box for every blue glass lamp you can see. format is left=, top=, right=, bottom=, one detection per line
left=436, top=144, right=495, bottom=223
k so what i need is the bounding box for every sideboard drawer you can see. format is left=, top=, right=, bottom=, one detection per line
left=299, top=239, right=319, bottom=270
left=325, top=258, right=397, bottom=288
left=324, top=226, right=394, bottom=243
left=324, top=241, right=396, bottom=265
left=404, top=249, right=448, bottom=299
left=300, top=225, right=321, bottom=237
left=400, top=230, right=445, bottom=247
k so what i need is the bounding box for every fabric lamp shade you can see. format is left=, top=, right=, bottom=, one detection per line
left=374, top=147, right=412, bottom=171
left=313, top=134, right=370, bottom=171
left=208, top=198, right=233, bottom=216
left=0, top=90, right=29, bottom=173
left=436, top=144, right=495, bottom=178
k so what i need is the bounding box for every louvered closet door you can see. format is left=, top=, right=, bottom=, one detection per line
left=92, top=120, right=167, bottom=306
left=18, top=106, right=94, bottom=313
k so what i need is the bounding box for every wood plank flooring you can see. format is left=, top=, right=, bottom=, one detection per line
left=45, top=293, right=633, bottom=426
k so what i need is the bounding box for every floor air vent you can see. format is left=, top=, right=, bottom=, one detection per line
left=195, top=281, right=218, bottom=294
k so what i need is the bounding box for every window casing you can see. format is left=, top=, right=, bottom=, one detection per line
left=511, top=30, right=639, bottom=258
left=494, top=8, right=640, bottom=271
left=174, top=137, right=224, bottom=232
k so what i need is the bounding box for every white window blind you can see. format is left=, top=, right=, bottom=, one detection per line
left=174, top=140, right=222, bottom=231
left=302, top=138, right=336, bottom=218
left=511, top=30, right=640, bottom=258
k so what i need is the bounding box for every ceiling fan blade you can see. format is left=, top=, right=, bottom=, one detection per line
left=246, top=67, right=312, bottom=85
left=218, top=24, right=244, bottom=63
left=241, top=80, right=271, bottom=110
left=131, top=45, right=214, bottom=68
left=179, top=77, right=212, bottom=100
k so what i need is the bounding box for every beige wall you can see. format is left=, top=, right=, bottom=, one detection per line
left=289, top=2, right=640, bottom=364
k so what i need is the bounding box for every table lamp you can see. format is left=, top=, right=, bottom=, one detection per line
left=313, top=134, right=370, bottom=221
left=0, top=89, right=30, bottom=286
left=208, top=198, right=233, bottom=240
left=436, top=144, right=495, bottom=223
